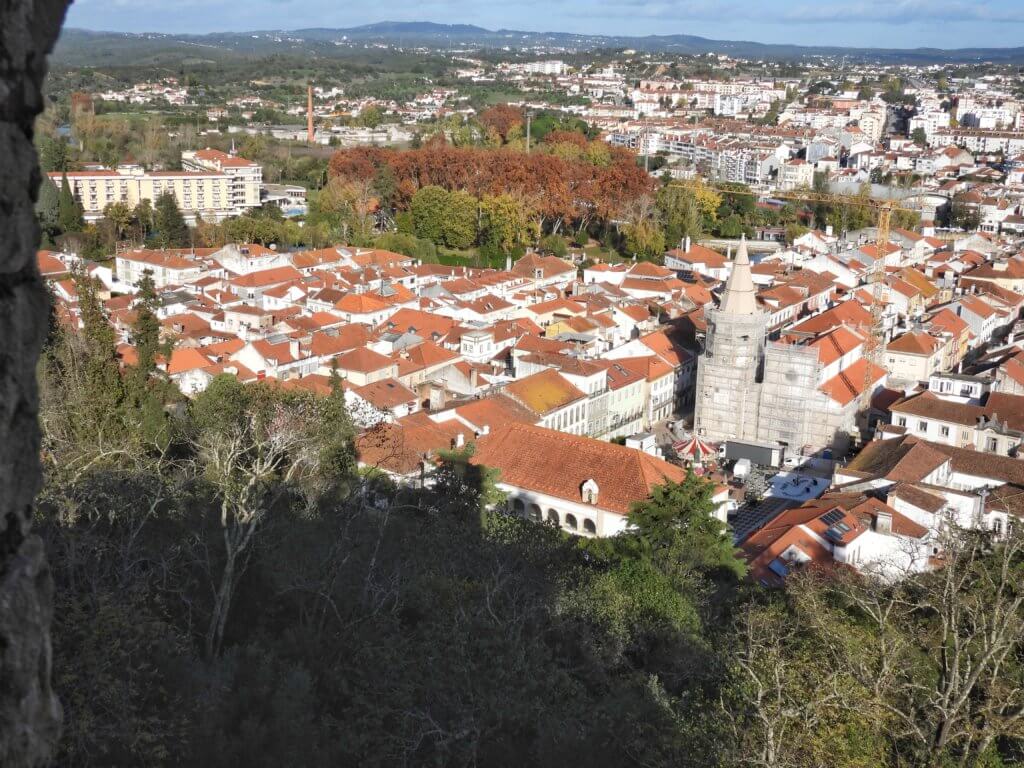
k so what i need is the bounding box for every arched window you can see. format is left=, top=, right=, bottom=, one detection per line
left=512, top=498, right=525, bottom=515
left=546, top=509, right=559, bottom=526
left=565, top=513, right=578, bottom=531
left=583, top=518, right=597, bottom=535
left=529, top=503, right=542, bottom=522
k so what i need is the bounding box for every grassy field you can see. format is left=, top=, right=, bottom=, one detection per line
left=436, top=246, right=506, bottom=270
left=582, top=245, right=626, bottom=264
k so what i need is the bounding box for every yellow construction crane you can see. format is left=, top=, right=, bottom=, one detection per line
left=671, top=182, right=919, bottom=415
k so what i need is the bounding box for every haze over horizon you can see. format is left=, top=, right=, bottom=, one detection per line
left=65, top=0, right=1024, bottom=50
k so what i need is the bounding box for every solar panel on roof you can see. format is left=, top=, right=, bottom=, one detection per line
left=820, top=509, right=845, bottom=526
left=825, top=527, right=844, bottom=543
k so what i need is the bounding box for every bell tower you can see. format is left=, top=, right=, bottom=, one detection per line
left=693, top=237, right=768, bottom=442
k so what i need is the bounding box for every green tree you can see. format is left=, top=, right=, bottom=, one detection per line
left=38, top=134, right=69, bottom=173
left=410, top=185, right=450, bottom=245
left=717, top=213, right=745, bottom=239
left=442, top=190, right=478, bottom=249
left=785, top=222, right=809, bottom=244
left=911, top=127, right=928, bottom=146
left=627, top=474, right=745, bottom=579
left=131, top=271, right=165, bottom=380
left=372, top=164, right=398, bottom=211
left=36, top=175, right=62, bottom=246
left=133, top=199, right=155, bottom=240
left=153, top=192, right=189, bottom=248
left=950, top=195, right=982, bottom=231
left=479, top=193, right=531, bottom=255
left=657, top=181, right=720, bottom=246
left=623, top=220, right=666, bottom=260
left=359, top=105, right=383, bottom=128
left=57, top=173, right=85, bottom=234
left=538, top=233, right=568, bottom=258
left=103, top=201, right=134, bottom=242
left=44, top=267, right=129, bottom=453
left=375, top=231, right=438, bottom=264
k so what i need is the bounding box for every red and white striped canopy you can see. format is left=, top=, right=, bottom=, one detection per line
left=673, top=434, right=717, bottom=463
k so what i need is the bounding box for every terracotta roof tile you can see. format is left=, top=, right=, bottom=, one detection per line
left=469, top=423, right=687, bottom=515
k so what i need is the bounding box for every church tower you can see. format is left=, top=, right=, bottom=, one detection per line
left=693, top=237, right=768, bottom=442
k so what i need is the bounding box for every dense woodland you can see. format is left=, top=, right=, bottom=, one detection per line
left=35, top=262, right=1024, bottom=767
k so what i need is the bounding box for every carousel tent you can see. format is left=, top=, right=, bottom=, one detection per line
left=673, top=434, right=717, bottom=465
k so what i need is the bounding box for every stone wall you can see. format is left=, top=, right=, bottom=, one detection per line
left=0, top=2, right=70, bottom=765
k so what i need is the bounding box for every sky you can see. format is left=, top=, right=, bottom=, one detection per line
left=64, top=0, right=1024, bottom=49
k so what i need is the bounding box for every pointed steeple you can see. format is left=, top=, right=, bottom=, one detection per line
left=719, top=235, right=758, bottom=315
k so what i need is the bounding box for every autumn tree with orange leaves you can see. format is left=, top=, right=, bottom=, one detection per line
left=327, top=140, right=653, bottom=245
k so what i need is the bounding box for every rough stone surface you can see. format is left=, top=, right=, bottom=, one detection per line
left=0, top=1, right=70, bottom=766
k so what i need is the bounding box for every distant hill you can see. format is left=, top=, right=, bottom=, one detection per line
left=53, top=22, right=1024, bottom=65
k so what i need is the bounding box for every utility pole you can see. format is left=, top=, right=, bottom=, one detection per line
left=526, top=109, right=534, bottom=153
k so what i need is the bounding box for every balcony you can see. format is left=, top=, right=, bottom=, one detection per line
left=650, top=396, right=674, bottom=411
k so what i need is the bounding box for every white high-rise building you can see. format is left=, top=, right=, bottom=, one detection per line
left=181, top=148, right=262, bottom=215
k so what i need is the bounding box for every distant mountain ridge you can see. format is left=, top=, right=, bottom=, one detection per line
left=54, top=21, right=1024, bottom=64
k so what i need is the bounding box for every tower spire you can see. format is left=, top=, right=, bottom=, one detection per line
left=719, top=235, right=758, bottom=315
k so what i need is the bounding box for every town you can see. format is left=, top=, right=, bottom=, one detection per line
left=7, top=13, right=1024, bottom=768
left=39, top=48, right=1024, bottom=582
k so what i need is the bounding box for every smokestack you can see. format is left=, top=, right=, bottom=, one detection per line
left=307, top=84, right=315, bottom=145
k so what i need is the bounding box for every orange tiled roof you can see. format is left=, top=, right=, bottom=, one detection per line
left=335, top=346, right=394, bottom=374
left=166, top=347, right=213, bottom=375
left=229, top=266, right=303, bottom=288
left=887, top=331, right=941, bottom=356
left=469, top=422, right=687, bottom=515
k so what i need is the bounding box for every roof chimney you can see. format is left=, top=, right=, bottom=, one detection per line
left=875, top=510, right=893, bottom=535
left=684, top=235, right=691, bottom=253
left=307, top=84, right=315, bottom=145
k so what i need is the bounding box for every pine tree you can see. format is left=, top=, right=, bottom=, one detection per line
left=72, top=267, right=127, bottom=444
left=57, top=173, right=84, bottom=234
left=134, top=199, right=155, bottom=240
left=153, top=192, right=189, bottom=248
left=132, top=270, right=164, bottom=379
left=38, top=134, right=69, bottom=173
left=36, top=176, right=61, bottom=246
